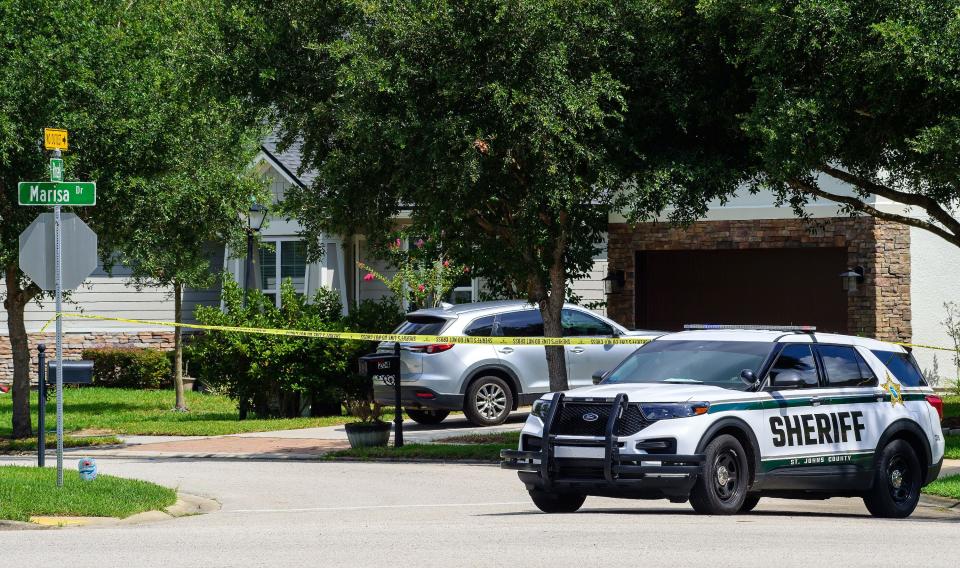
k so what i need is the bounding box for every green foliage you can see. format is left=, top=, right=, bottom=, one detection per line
left=82, top=348, right=171, bottom=390
left=343, top=297, right=406, bottom=335
left=697, top=0, right=960, bottom=245
left=358, top=232, right=467, bottom=309
left=0, top=465, right=178, bottom=522
left=191, top=279, right=370, bottom=417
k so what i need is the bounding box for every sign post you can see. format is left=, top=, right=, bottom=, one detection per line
left=16, top=129, right=97, bottom=487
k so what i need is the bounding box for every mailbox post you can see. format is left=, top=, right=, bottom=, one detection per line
left=358, top=345, right=404, bottom=448
left=393, top=341, right=403, bottom=447
left=37, top=344, right=46, bottom=467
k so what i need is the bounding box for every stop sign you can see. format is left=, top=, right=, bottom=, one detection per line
left=18, top=212, right=98, bottom=291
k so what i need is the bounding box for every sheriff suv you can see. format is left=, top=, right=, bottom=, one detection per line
left=501, top=326, right=945, bottom=518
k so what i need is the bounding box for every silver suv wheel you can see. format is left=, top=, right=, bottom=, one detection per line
left=476, top=383, right=507, bottom=420
left=464, top=376, right=513, bottom=426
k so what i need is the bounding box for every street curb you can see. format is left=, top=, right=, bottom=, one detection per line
left=323, top=457, right=499, bottom=465
left=920, top=494, right=960, bottom=511
left=4, top=492, right=220, bottom=531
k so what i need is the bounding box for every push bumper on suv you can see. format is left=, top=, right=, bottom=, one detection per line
left=372, top=384, right=464, bottom=410
left=500, top=393, right=704, bottom=498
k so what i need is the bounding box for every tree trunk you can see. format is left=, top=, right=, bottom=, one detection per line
left=173, top=281, right=188, bottom=411
left=539, top=232, right=570, bottom=392
left=4, top=265, right=36, bottom=439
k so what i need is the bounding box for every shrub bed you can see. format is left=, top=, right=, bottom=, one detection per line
left=82, top=347, right=171, bottom=389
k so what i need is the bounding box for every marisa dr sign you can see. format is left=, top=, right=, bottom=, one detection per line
left=18, top=181, right=96, bottom=206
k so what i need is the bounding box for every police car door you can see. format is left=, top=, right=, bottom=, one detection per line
left=761, top=342, right=845, bottom=473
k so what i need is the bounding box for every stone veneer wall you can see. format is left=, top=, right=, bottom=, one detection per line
left=606, top=217, right=911, bottom=342
left=0, top=332, right=175, bottom=382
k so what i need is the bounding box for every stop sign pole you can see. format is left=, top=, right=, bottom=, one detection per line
left=17, top=128, right=97, bottom=487
left=53, top=153, right=64, bottom=486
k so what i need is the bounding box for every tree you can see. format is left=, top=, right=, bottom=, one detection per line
left=0, top=0, right=262, bottom=435
left=697, top=0, right=960, bottom=245
left=105, top=134, right=265, bottom=411
left=258, top=0, right=748, bottom=391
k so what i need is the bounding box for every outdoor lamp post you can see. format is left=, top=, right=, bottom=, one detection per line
left=239, top=202, right=266, bottom=420
left=840, top=266, right=865, bottom=293
left=243, top=202, right=268, bottom=300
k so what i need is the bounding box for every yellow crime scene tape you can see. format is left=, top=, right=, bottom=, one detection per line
left=39, top=313, right=653, bottom=346
left=40, top=312, right=954, bottom=351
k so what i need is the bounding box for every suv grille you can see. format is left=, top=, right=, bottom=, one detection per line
left=551, top=402, right=649, bottom=437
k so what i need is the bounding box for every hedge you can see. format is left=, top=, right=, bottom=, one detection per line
left=81, top=347, right=171, bottom=389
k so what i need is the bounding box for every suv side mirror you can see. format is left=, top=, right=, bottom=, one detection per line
left=592, top=370, right=607, bottom=385
left=770, top=370, right=805, bottom=390
left=739, top=369, right=756, bottom=385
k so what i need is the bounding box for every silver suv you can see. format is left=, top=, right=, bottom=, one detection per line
left=373, top=301, right=659, bottom=426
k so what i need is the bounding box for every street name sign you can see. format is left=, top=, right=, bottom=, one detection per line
left=18, top=212, right=98, bottom=291
left=49, top=158, right=64, bottom=182
left=44, top=128, right=68, bottom=151
left=18, top=181, right=96, bottom=206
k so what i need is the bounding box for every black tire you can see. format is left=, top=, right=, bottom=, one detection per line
left=528, top=489, right=586, bottom=513
left=863, top=439, right=922, bottom=518
left=690, top=434, right=750, bottom=515
left=405, top=408, right=450, bottom=425
left=739, top=494, right=761, bottom=513
left=463, top=376, right=512, bottom=426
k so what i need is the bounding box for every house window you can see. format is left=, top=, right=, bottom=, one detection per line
left=448, top=275, right=476, bottom=304
left=259, top=239, right=308, bottom=307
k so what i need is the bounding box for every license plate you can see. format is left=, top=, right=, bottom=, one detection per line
left=553, top=445, right=604, bottom=459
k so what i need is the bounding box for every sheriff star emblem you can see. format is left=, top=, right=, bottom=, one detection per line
left=881, top=374, right=903, bottom=406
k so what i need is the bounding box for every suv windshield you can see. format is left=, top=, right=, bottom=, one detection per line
left=394, top=316, right=449, bottom=336
left=604, top=340, right=773, bottom=391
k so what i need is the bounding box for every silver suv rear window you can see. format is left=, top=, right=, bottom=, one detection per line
left=395, top=316, right=448, bottom=336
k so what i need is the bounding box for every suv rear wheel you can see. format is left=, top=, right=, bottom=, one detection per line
left=863, top=439, right=922, bottom=518
left=405, top=409, right=449, bottom=425
left=463, top=376, right=512, bottom=426
left=690, top=434, right=750, bottom=515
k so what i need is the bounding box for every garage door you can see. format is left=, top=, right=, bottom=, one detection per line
left=635, top=248, right=848, bottom=333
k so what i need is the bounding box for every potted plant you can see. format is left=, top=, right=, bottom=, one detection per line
left=344, top=397, right=391, bottom=448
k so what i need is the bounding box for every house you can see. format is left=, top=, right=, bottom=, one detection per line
left=1, top=138, right=957, bottom=385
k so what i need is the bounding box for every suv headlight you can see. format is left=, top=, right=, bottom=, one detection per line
left=531, top=399, right=552, bottom=420
left=639, top=402, right=710, bottom=420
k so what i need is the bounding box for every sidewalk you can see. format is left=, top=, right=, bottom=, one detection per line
left=59, top=412, right=528, bottom=460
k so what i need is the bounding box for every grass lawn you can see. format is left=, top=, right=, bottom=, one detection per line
left=0, top=465, right=177, bottom=522
left=945, top=435, right=960, bottom=460
left=0, top=387, right=386, bottom=437
left=0, top=435, right=122, bottom=453
left=327, top=430, right=520, bottom=461
left=923, top=474, right=960, bottom=501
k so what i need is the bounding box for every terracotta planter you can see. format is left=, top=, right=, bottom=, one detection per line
left=345, top=421, right=391, bottom=448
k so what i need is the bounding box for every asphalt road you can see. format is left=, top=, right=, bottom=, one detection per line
left=2, top=456, right=958, bottom=568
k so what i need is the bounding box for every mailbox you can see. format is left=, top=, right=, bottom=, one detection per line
left=359, top=353, right=400, bottom=385
left=47, top=360, right=94, bottom=385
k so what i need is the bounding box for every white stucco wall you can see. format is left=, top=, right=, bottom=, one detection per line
left=909, top=227, right=960, bottom=385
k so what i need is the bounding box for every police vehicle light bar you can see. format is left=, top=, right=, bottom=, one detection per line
left=683, top=324, right=817, bottom=332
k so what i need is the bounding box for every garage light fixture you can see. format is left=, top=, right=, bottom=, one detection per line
left=603, top=269, right=625, bottom=295
left=840, top=266, right=865, bottom=293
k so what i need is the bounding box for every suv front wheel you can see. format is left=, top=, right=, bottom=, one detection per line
left=463, top=376, right=512, bottom=426
left=690, top=434, right=750, bottom=515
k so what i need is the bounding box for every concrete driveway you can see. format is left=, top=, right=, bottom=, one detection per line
left=2, top=455, right=958, bottom=567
